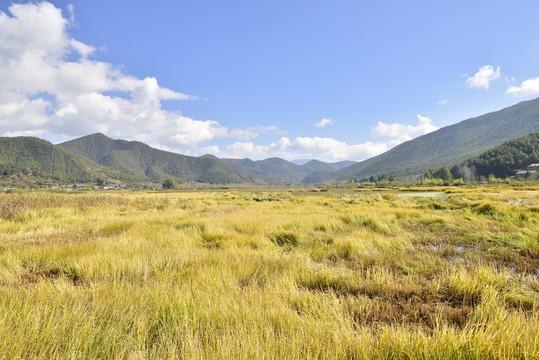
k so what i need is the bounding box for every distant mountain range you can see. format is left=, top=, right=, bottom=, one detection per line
left=291, top=159, right=357, bottom=169
left=58, top=133, right=263, bottom=185
left=218, top=157, right=356, bottom=183
left=1, top=97, right=539, bottom=185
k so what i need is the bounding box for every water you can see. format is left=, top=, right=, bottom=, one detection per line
left=398, top=192, right=447, bottom=199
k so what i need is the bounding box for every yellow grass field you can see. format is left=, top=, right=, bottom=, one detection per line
left=0, top=187, right=537, bottom=359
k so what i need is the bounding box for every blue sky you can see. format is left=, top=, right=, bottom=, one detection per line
left=1, top=1, right=539, bottom=161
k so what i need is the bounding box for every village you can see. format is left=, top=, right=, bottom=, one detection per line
left=514, top=163, right=539, bottom=177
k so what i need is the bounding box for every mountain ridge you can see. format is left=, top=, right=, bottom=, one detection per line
left=332, top=97, right=539, bottom=181
left=59, top=133, right=264, bottom=185
left=218, top=157, right=338, bottom=182
left=0, top=136, right=129, bottom=183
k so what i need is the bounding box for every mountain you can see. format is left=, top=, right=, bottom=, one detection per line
left=291, top=159, right=311, bottom=165
left=0, top=137, right=127, bottom=183
left=292, top=159, right=357, bottom=170
left=330, top=160, right=358, bottom=171
left=59, top=133, right=263, bottom=184
left=459, top=131, right=539, bottom=178
left=300, top=160, right=337, bottom=174
left=219, top=157, right=339, bottom=182
left=302, top=170, right=334, bottom=184
left=333, top=97, right=539, bottom=181
left=219, top=157, right=309, bottom=182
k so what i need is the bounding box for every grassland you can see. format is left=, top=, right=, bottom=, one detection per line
left=0, top=187, right=537, bottom=359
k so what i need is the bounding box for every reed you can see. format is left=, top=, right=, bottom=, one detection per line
left=0, top=187, right=537, bottom=359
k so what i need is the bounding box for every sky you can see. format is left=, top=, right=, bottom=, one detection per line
left=1, top=1, right=539, bottom=162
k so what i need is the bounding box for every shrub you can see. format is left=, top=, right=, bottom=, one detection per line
left=162, top=177, right=178, bottom=189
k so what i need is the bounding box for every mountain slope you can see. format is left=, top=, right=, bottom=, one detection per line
left=0, top=137, right=126, bottom=182
left=334, top=97, right=539, bottom=180
left=59, top=133, right=262, bottom=184
left=460, top=131, right=539, bottom=178
left=219, top=157, right=337, bottom=182
left=292, top=159, right=357, bottom=170
left=330, top=160, right=357, bottom=171
left=219, top=158, right=304, bottom=181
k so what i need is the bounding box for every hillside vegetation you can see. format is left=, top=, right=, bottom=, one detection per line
left=0, top=188, right=536, bottom=358
left=59, top=133, right=263, bottom=184
left=460, top=131, right=539, bottom=178
left=0, top=137, right=126, bottom=183
left=219, top=157, right=343, bottom=182
left=333, top=97, right=539, bottom=181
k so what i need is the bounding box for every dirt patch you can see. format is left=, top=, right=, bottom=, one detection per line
left=20, top=266, right=85, bottom=286
left=344, top=296, right=472, bottom=331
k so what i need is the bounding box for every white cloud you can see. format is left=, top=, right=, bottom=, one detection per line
left=436, top=99, right=449, bottom=105
left=0, top=2, right=252, bottom=151
left=206, top=136, right=387, bottom=162
left=465, top=65, right=501, bottom=89
left=245, top=125, right=286, bottom=135
left=290, top=137, right=386, bottom=161
left=70, top=39, right=95, bottom=58
left=199, top=145, right=220, bottom=156
left=371, top=114, right=438, bottom=143
left=222, top=137, right=293, bottom=158
left=227, top=128, right=259, bottom=140
left=0, top=1, right=433, bottom=164
left=66, top=4, right=75, bottom=25
left=226, top=142, right=278, bottom=158
left=315, top=118, right=335, bottom=128
left=506, top=77, right=539, bottom=97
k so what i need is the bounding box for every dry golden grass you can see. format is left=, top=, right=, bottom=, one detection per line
left=0, top=187, right=537, bottom=359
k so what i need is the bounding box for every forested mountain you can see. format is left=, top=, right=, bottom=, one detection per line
left=0, top=137, right=127, bottom=182
left=301, top=170, right=333, bottom=184
left=291, top=159, right=357, bottom=170
left=330, top=160, right=358, bottom=170
left=218, top=158, right=357, bottom=182
left=459, top=131, right=539, bottom=178
left=333, top=97, right=539, bottom=181
left=219, top=157, right=340, bottom=182
left=59, top=133, right=264, bottom=184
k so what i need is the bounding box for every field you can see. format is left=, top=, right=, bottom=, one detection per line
left=0, top=187, right=537, bottom=359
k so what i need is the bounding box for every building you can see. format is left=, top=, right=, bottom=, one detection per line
left=514, top=164, right=539, bottom=178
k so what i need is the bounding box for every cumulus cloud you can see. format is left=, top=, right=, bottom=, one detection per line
left=0, top=2, right=255, bottom=151
left=206, top=136, right=388, bottom=162
left=506, top=77, right=539, bottom=97
left=289, top=137, right=386, bottom=161
left=315, top=118, right=335, bottom=128
left=465, top=65, right=501, bottom=89
left=0, top=1, right=432, bottom=163
left=371, top=114, right=438, bottom=143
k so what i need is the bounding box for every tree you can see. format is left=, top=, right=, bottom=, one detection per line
left=456, top=165, right=476, bottom=181
left=162, top=177, right=178, bottom=189
left=96, top=177, right=105, bottom=186
left=433, top=166, right=452, bottom=183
